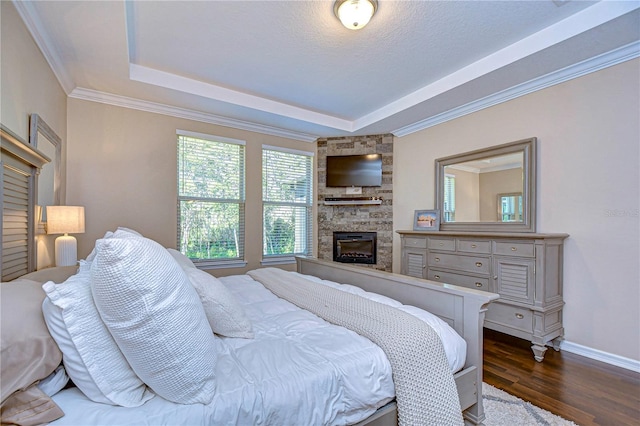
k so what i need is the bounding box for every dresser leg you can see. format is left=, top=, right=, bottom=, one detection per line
left=551, top=336, right=563, bottom=351
left=531, top=344, right=548, bottom=362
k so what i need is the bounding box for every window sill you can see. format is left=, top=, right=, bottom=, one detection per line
left=194, top=260, right=248, bottom=270
left=261, top=256, right=297, bottom=266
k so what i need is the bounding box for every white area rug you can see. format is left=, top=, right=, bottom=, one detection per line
left=483, top=383, right=579, bottom=426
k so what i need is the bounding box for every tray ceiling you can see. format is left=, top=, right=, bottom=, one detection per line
left=13, top=1, right=640, bottom=141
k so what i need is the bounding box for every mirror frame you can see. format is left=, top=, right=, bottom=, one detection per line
left=29, top=114, right=62, bottom=208
left=435, top=137, right=537, bottom=233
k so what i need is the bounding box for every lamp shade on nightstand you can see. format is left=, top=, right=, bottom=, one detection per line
left=46, top=206, right=85, bottom=267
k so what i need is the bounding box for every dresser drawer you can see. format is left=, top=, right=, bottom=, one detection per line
left=427, top=269, right=490, bottom=292
left=427, top=252, right=490, bottom=275
left=485, top=302, right=533, bottom=333
left=493, top=241, right=535, bottom=257
left=427, top=237, right=455, bottom=251
left=403, top=237, right=427, bottom=249
left=457, top=239, right=491, bottom=254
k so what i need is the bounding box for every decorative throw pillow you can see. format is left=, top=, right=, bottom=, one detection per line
left=42, top=269, right=153, bottom=407
left=91, top=234, right=217, bottom=404
left=184, top=267, right=254, bottom=339
left=0, top=279, right=62, bottom=403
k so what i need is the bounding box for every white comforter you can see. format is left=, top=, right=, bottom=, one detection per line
left=50, top=273, right=465, bottom=425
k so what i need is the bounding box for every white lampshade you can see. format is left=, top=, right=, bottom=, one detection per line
left=46, top=206, right=85, bottom=234
left=46, top=206, right=85, bottom=267
left=334, top=0, right=378, bottom=30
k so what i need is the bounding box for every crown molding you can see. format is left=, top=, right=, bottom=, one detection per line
left=12, top=0, right=75, bottom=94
left=129, top=64, right=353, bottom=133
left=68, top=88, right=319, bottom=143
left=15, top=0, right=638, bottom=141
left=70, top=37, right=639, bottom=144
left=392, top=41, right=640, bottom=137
left=362, top=1, right=640, bottom=132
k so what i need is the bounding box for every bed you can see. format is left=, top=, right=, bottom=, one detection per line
left=0, top=229, right=498, bottom=426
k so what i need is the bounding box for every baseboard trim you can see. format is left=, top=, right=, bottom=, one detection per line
left=561, top=340, right=640, bottom=373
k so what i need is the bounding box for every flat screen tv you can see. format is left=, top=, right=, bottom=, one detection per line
left=326, top=154, right=382, bottom=187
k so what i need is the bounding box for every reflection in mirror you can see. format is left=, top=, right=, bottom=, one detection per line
left=498, top=192, right=523, bottom=222
left=29, top=114, right=61, bottom=224
left=435, top=138, right=536, bottom=232
left=443, top=152, right=523, bottom=223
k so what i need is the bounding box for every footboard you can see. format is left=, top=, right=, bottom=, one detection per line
left=295, top=256, right=499, bottom=425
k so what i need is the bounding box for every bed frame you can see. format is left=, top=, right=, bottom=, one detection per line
left=296, top=256, right=499, bottom=426
left=17, top=258, right=497, bottom=425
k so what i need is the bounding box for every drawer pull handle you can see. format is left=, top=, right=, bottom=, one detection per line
left=515, top=313, right=524, bottom=319
left=471, top=244, right=477, bottom=248
left=434, top=275, right=441, bottom=280
left=475, top=282, right=483, bottom=287
left=475, top=262, right=483, bottom=267
left=439, top=242, right=444, bottom=246
left=435, top=257, right=440, bottom=262
left=511, top=247, right=517, bottom=251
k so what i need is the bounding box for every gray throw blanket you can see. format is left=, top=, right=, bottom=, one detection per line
left=247, top=268, right=463, bottom=426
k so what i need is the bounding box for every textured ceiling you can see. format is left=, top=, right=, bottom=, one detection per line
left=13, top=0, right=640, bottom=141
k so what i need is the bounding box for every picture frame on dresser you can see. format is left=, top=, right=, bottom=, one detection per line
left=413, top=209, right=440, bottom=231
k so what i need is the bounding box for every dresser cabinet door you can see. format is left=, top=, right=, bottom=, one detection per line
left=493, top=257, right=535, bottom=304
left=403, top=249, right=427, bottom=278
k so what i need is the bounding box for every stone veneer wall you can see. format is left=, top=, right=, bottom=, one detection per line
left=317, top=134, right=393, bottom=271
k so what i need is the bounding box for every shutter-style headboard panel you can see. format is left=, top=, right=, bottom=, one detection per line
left=1, top=125, right=50, bottom=281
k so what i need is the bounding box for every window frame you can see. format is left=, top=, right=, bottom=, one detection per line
left=176, top=130, right=247, bottom=269
left=261, top=144, right=314, bottom=265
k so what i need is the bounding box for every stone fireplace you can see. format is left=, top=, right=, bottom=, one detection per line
left=317, top=134, right=393, bottom=271
left=333, top=232, right=377, bottom=265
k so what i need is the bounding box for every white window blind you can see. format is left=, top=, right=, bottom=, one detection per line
left=2, top=165, right=30, bottom=281
left=177, top=132, right=245, bottom=263
left=444, top=174, right=456, bottom=222
left=262, top=146, right=313, bottom=258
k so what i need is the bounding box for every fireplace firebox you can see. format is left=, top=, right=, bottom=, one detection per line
left=333, top=232, right=377, bottom=265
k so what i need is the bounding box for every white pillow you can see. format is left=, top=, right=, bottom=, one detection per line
left=84, top=228, right=141, bottom=263
left=90, top=234, right=217, bottom=404
left=167, top=248, right=197, bottom=271
left=42, top=271, right=153, bottom=407
left=184, top=267, right=254, bottom=339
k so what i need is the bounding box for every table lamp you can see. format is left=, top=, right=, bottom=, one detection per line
left=46, top=205, right=85, bottom=266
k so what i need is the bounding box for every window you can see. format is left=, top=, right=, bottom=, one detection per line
left=177, top=131, right=245, bottom=266
left=262, top=146, right=313, bottom=261
left=444, top=174, right=456, bottom=222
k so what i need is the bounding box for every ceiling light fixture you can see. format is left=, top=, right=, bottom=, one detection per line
left=334, top=0, right=378, bottom=30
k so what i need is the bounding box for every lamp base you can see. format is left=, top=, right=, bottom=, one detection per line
left=55, top=234, right=78, bottom=267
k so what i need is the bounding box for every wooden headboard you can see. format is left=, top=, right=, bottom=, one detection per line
left=1, top=125, right=50, bottom=281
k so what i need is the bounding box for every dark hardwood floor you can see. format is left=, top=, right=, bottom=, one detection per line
left=483, top=329, right=640, bottom=425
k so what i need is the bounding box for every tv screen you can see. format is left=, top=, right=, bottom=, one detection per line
left=326, top=154, right=382, bottom=187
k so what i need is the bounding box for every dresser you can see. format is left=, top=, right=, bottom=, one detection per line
left=398, top=230, right=568, bottom=361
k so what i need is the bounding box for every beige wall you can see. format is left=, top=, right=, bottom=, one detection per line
left=65, top=99, right=316, bottom=276
left=1, top=1, right=67, bottom=269
left=394, top=59, right=640, bottom=361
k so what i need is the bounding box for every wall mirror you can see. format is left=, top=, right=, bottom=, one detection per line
left=435, top=137, right=536, bottom=232
left=29, top=114, right=61, bottom=225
